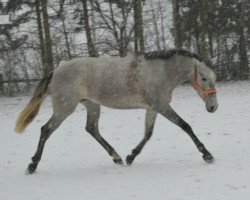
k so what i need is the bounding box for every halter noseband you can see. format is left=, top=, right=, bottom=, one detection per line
left=192, top=68, right=217, bottom=100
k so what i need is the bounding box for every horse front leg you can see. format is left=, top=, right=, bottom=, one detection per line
left=27, top=115, right=65, bottom=174
left=154, top=104, right=214, bottom=163
left=126, top=109, right=157, bottom=165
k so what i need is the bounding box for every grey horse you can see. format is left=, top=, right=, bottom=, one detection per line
left=15, top=49, right=218, bottom=174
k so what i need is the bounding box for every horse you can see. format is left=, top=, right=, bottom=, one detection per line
left=15, top=49, right=218, bottom=174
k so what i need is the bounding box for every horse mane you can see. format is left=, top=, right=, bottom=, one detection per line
left=143, top=49, right=214, bottom=69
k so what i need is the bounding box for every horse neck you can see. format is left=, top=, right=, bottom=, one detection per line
left=172, top=55, right=195, bottom=85
left=140, top=55, right=195, bottom=89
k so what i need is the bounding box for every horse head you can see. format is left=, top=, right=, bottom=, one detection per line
left=192, top=59, right=218, bottom=113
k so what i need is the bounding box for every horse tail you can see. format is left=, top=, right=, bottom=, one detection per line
left=15, top=72, right=53, bottom=133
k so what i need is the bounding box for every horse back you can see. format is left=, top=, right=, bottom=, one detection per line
left=50, top=55, right=149, bottom=109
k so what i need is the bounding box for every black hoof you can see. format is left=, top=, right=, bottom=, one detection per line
left=126, top=155, right=135, bottom=165
left=26, top=163, right=37, bottom=174
left=113, top=157, right=123, bottom=165
left=203, top=153, right=214, bottom=163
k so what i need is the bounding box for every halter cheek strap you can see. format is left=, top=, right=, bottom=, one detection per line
left=192, top=68, right=217, bottom=101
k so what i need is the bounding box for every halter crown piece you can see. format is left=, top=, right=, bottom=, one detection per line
left=192, top=68, right=217, bottom=100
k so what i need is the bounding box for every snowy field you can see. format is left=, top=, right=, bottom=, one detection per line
left=1, top=81, right=250, bottom=200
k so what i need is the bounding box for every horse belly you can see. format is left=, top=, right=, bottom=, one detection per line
left=89, top=94, right=149, bottom=109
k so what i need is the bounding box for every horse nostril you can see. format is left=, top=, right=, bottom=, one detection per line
left=211, top=106, right=214, bottom=111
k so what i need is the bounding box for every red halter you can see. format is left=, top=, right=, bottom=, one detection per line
left=192, top=68, right=217, bottom=100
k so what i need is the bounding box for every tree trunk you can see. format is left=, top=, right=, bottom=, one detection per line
left=120, top=3, right=128, bottom=57
left=172, top=0, right=182, bottom=48
left=159, top=1, right=166, bottom=50
left=21, top=52, right=31, bottom=92
left=82, top=0, right=98, bottom=57
left=62, top=16, right=72, bottom=59
left=41, top=0, right=54, bottom=74
left=150, top=1, right=160, bottom=50
left=35, top=0, right=46, bottom=70
left=237, top=2, right=249, bottom=80
left=0, top=74, right=3, bottom=95
left=199, top=0, right=208, bottom=58
left=208, top=31, right=214, bottom=57
left=134, top=0, right=144, bottom=53
left=90, top=0, right=97, bottom=46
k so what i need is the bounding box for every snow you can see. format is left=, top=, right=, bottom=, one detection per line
left=1, top=81, right=250, bottom=200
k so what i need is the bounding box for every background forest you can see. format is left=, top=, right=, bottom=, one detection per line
left=0, top=0, right=249, bottom=96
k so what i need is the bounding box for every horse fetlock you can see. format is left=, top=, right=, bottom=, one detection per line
left=133, top=148, right=140, bottom=155
left=41, top=125, right=50, bottom=134
left=31, top=156, right=41, bottom=163
left=126, top=148, right=140, bottom=165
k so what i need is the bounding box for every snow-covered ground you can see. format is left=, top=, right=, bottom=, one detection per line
left=1, top=81, right=250, bottom=200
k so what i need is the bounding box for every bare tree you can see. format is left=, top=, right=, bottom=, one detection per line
left=93, top=0, right=133, bottom=57
left=35, top=0, right=46, bottom=69
left=172, top=0, right=182, bottom=48
left=134, top=0, right=144, bottom=53
left=82, top=0, right=98, bottom=57
left=236, top=1, right=249, bottom=80
left=150, top=0, right=161, bottom=50
left=199, top=0, right=208, bottom=58
left=41, top=0, right=54, bottom=73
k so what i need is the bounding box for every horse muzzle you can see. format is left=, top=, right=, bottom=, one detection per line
left=206, top=103, right=218, bottom=113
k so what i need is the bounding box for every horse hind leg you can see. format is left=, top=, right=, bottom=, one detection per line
left=27, top=115, right=66, bottom=174
left=82, top=100, right=123, bottom=164
left=126, top=109, right=157, bottom=165
left=27, top=98, right=78, bottom=174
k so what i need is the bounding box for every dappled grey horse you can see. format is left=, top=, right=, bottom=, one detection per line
left=15, top=49, right=218, bottom=174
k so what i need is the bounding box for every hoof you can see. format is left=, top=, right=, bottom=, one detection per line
left=26, top=163, right=37, bottom=174
left=113, top=157, right=123, bottom=165
left=126, top=155, right=135, bottom=165
left=203, top=153, right=214, bottom=163
left=112, top=152, right=123, bottom=165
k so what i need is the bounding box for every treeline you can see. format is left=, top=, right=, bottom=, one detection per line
left=0, top=0, right=249, bottom=96
left=173, top=0, right=249, bottom=81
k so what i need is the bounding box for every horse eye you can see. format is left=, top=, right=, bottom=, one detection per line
left=202, top=78, right=207, bottom=81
